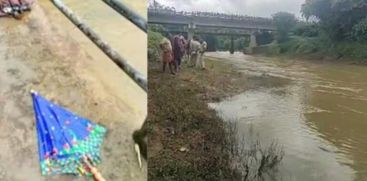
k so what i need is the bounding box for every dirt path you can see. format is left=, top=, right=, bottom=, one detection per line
left=0, top=2, right=146, bottom=181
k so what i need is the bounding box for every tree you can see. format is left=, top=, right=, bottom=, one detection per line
left=234, top=37, right=249, bottom=50
left=350, top=17, right=367, bottom=42
left=301, top=0, right=367, bottom=40
left=255, top=31, right=274, bottom=45
left=272, top=12, right=297, bottom=42
left=293, top=22, right=319, bottom=37
left=201, top=34, right=218, bottom=51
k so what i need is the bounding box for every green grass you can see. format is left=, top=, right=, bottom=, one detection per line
left=147, top=61, right=239, bottom=181
left=254, top=36, right=367, bottom=62
left=148, top=30, right=164, bottom=62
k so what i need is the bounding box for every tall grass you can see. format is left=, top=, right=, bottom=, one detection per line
left=148, top=30, right=164, bottom=62
left=224, top=122, right=284, bottom=181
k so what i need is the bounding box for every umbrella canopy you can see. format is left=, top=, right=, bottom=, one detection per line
left=31, top=91, right=107, bottom=176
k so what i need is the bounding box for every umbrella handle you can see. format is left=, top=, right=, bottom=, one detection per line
left=82, top=156, right=106, bottom=181
left=89, top=166, right=106, bottom=181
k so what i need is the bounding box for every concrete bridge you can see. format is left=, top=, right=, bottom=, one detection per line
left=148, top=9, right=276, bottom=53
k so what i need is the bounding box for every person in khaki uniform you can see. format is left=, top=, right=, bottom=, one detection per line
left=197, top=40, right=207, bottom=69
left=188, top=36, right=201, bottom=67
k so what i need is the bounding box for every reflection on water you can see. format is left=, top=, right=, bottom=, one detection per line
left=208, top=52, right=367, bottom=180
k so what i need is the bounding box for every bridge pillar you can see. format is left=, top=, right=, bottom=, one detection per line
left=249, top=33, right=257, bottom=48
left=247, top=32, right=258, bottom=53
left=230, top=35, right=234, bottom=54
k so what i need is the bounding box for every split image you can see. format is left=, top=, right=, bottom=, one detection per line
left=0, top=0, right=147, bottom=180
left=1, top=0, right=367, bottom=181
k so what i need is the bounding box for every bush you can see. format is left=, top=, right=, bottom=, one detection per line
left=272, top=12, right=297, bottom=42
left=224, top=122, right=284, bottom=181
left=256, top=31, right=274, bottom=45
left=148, top=30, right=164, bottom=62
left=293, top=23, right=319, bottom=37
left=350, top=17, right=367, bottom=42
left=148, top=24, right=169, bottom=37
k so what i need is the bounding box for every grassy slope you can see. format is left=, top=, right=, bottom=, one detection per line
left=254, top=36, right=367, bottom=63
left=147, top=59, right=249, bottom=181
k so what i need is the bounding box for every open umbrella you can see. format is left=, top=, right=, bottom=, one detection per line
left=31, top=90, right=107, bottom=179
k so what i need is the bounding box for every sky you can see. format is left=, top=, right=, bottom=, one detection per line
left=153, top=0, right=306, bottom=18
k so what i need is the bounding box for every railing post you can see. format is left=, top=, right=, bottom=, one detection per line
left=51, top=0, right=147, bottom=92
left=101, top=0, right=147, bottom=33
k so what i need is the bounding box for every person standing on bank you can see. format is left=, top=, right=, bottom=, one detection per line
left=188, top=36, right=201, bottom=67
left=172, top=34, right=186, bottom=72
left=159, top=37, right=175, bottom=74
left=197, top=40, right=207, bottom=69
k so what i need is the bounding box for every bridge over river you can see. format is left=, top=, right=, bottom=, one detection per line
left=148, top=9, right=276, bottom=52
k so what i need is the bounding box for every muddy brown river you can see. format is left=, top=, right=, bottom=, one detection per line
left=208, top=52, right=367, bottom=181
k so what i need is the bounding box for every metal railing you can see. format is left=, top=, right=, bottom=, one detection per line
left=102, top=0, right=147, bottom=33
left=51, top=0, right=147, bottom=92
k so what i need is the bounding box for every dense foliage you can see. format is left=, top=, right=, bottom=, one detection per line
left=148, top=30, right=164, bottom=61
left=261, top=0, right=367, bottom=60
left=293, top=22, right=319, bottom=37
left=350, top=17, right=367, bottom=42
left=256, top=31, right=274, bottom=45
left=148, top=24, right=169, bottom=37
left=301, top=0, right=367, bottom=41
left=272, top=12, right=297, bottom=42
left=216, top=36, right=249, bottom=51
left=200, top=34, right=218, bottom=51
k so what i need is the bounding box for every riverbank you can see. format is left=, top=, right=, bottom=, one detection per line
left=147, top=59, right=245, bottom=180
left=252, top=36, right=367, bottom=65
left=147, top=55, right=290, bottom=180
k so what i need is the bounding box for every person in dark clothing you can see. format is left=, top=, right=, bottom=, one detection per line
left=171, top=34, right=186, bottom=72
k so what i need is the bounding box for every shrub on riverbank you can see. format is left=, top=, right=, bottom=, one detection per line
left=254, top=36, right=367, bottom=61
left=350, top=17, right=367, bottom=42
left=147, top=61, right=235, bottom=180
left=148, top=30, right=164, bottom=62
left=261, top=1, right=367, bottom=62
left=147, top=58, right=285, bottom=180
left=225, top=122, right=284, bottom=180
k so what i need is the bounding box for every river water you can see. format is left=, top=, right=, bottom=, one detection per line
left=207, top=52, right=367, bottom=181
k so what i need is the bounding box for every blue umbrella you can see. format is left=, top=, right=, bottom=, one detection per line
left=31, top=90, right=107, bottom=176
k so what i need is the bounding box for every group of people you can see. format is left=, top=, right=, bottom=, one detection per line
left=0, top=0, right=33, bottom=19
left=159, top=34, right=207, bottom=75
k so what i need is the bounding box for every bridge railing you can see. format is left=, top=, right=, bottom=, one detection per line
left=148, top=8, right=273, bottom=26
left=52, top=0, right=147, bottom=92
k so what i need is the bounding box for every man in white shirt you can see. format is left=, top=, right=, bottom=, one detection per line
left=188, top=36, right=201, bottom=67
left=197, top=40, right=207, bottom=69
